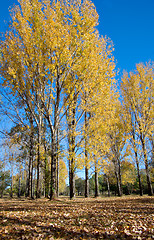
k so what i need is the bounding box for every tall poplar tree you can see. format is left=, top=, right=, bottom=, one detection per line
left=121, top=62, right=154, bottom=196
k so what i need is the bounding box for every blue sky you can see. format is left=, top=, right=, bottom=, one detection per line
left=0, top=0, right=154, bottom=75
left=93, top=0, right=154, bottom=73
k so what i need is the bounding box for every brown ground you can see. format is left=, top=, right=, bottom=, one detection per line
left=0, top=196, right=153, bottom=239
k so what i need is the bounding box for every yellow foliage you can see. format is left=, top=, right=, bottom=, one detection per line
left=121, top=160, right=136, bottom=185
left=59, top=159, right=68, bottom=193
left=121, top=62, right=154, bottom=138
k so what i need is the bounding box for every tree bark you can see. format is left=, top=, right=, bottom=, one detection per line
left=56, top=129, right=59, bottom=198
left=106, top=175, right=110, bottom=197
left=27, top=143, right=32, bottom=198
left=135, top=151, right=143, bottom=196
left=10, top=160, right=13, bottom=198
left=69, top=133, right=76, bottom=199
left=18, top=163, right=21, bottom=198
left=50, top=75, right=61, bottom=199
left=50, top=134, right=57, bottom=199
left=141, top=139, right=153, bottom=196
left=85, top=111, right=89, bottom=198
left=117, top=158, right=122, bottom=195
left=132, top=130, right=143, bottom=196
left=95, top=161, right=99, bottom=197
left=36, top=128, right=41, bottom=198
left=44, top=154, right=48, bottom=198
left=69, top=106, right=76, bottom=199
left=114, top=160, right=122, bottom=196
left=31, top=157, right=34, bottom=199
left=69, top=162, right=75, bottom=199
left=85, top=166, right=89, bottom=198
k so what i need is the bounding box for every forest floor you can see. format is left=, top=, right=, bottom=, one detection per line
left=0, top=196, right=153, bottom=239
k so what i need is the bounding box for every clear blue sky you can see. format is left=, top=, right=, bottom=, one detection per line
left=0, top=0, right=154, bottom=75
left=93, top=0, right=154, bottom=73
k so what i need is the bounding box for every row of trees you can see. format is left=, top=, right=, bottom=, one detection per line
left=0, top=159, right=152, bottom=198
left=75, top=166, right=153, bottom=197
left=0, top=0, right=153, bottom=199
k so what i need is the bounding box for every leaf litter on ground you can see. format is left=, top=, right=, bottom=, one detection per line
left=0, top=196, right=153, bottom=239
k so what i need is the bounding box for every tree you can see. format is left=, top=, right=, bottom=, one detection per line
left=0, top=0, right=105, bottom=199
left=0, top=163, right=11, bottom=198
left=59, top=159, right=68, bottom=194
left=121, top=160, right=136, bottom=195
left=75, top=177, right=85, bottom=196
left=80, top=35, right=115, bottom=198
left=98, top=94, right=129, bottom=197
left=0, top=0, right=116, bottom=199
left=128, top=115, right=143, bottom=196
left=121, top=62, right=154, bottom=196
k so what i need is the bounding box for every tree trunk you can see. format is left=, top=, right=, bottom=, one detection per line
left=44, top=154, right=49, bottom=198
left=85, top=111, right=89, bottom=198
left=69, top=133, right=75, bottom=199
left=117, top=158, right=122, bottom=195
left=18, top=163, right=21, bottom=198
left=10, top=163, right=13, bottom=198
left=127, top=184, right=130, bottom=195
left=31, top=158, right=34, bottom=199
left=114, top=160, right=122, bottom=196
left=70, top=162, right=75, bottom=199
left=50, top=76, right=61, bottom=200
left=56, top=129, right=59, bottom=198
left=56, top=158, right=59, bottom=198
left=36, top=129, right=41, bottom=198
left=95, top=161, right=99, bottom=197
left=67, top=101, right=76, bottom=200
left=135, top=151, right=143, bottom=196
left=34, top=169, right=37, bottom=197
left=151, top=137, right=154, bottom=167
left=141, top=139, right=153, bottom=196
left=0, top=191, right=3, bottom=198
left=50, top=134, right=57, bottom=199
left=106, top=175, right=110, bottom=197
left=85, top=166, right=89, bottom=198
left=28, top=127, right=34, bottom=198
left=132, top=129, right=143, bottom=196
left=27, top=151, right=31, bottom=197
